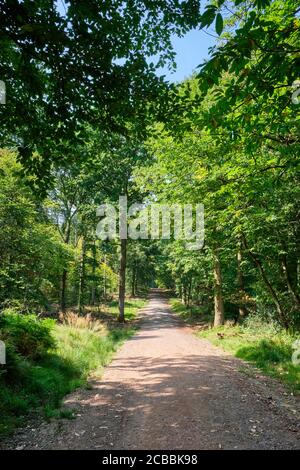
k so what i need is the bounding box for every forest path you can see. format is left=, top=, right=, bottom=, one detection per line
left=3, top=290, right=299, bottom=450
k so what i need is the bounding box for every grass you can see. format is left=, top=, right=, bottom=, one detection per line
left=199, top=325, right=300, bottom=393
left=170, top=298, right=212, bottom=325
left=104, top=298, right=147, bottom=321
left=170, top=299, right=300, bottom=394
left=0, top=298, right=146, bottom=438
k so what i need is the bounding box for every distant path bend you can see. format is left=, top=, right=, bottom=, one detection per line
left=3, top=289, right=299, bottom=450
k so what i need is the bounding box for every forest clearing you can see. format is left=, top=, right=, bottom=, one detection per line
left=0, top=0, right=299, bottom=454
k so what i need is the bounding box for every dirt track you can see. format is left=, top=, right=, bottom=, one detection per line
left=2, top=290, right=299, bottom=450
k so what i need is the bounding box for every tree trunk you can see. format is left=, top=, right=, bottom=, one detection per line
left=78, top=237, right=86, bottom=314
left=241, top=233, right=289, bottom=329
left=118, top=238, right=127, bottom=322
left=180, top=285, right=185, bottom=304
left=187, top=277, right=192, bottom=308
left=131, top=264, right=136, bottom=297
left=135, top=268, right=138, bottom=296
left=60, top=269, right=68, bottom=312
left=183, top=285, right=187, bottom=305
left=237, top=243, right=247, bottom=320
left=60, top=221, right=71, bottom=311
left=213, top=250, right=225, bottom=327
left=103, top=254, right=107, bottom=300
left=281, top=254, right=300, bottom=308
left=91, top=239, right=96, bottom=306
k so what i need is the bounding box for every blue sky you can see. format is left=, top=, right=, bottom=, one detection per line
left=156, top=29, right=216, bottom=83
left=56, top=0, right=217, bottom=84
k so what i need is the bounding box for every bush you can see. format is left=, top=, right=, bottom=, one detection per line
left=0, top=321, right=136, bottom=437
left=0, top=310, right=55, bottom=360
left=0, top=299, right=143, bottom=437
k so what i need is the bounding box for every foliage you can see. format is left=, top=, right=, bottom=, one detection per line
left=198, top=318, right=300, bottom=393
left=0, top=150, right=72, bottom=308
left=0, top=0, right=299, bottom=438
left=138, top=68, right=300, bottom=328
left=0, top=298, right=143, bottom=437
left=0, top=0, right=201, bottom=184
left=0, top=310, right=55, bottom=360
left=170, top=298, right=212, bottom=324
left=196, top=0, right=300, bottom=149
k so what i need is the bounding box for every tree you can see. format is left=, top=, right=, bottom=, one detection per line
left=0, top=0, right=201, bottom=183
left=138, top=70, right=300, bottom=328
left=0, top=149, right=71, bottom=309
left=196, top=0, right=300, bottom=149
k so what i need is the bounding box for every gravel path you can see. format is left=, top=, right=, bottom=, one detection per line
left=2, top=290, right=299, bottom=450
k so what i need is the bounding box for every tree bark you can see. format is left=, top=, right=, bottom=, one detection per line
left=60, top=220, right=71, bottom=311
left=103, top=254, right=107, bottom=300
left=181, top=285, right=185, bottom=304
left=281, top=254, right=300, bottom=308
left=131, top=264, right=136, bottom=297
left=187, top=277, right=192, bottom=308
left=60, top=269, right=68, bottom=312
left=118, top=238, right=127, bottom=322
left=91, top=239, right=96, bottom=306
left=183, top=285, right=187, bottom=305
left=135, top=273, right=138, bottom=297
left=237, top=243, right=247, bottom=320
left=241, top=233, right=289, bottom=329
left=78, top=236, right=86, bottom=314
left=213, top=250, right=225, bottom=326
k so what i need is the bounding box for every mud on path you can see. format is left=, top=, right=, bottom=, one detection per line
left=1, top=289, right=299, bottom=450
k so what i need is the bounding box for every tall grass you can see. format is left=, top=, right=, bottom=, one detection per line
left=0, top=298, right=145, bottom=438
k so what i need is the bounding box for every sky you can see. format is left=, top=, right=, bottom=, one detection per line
left=156, top=29, right=216, bottom=83
left=56, top=0, right=217, bottom=84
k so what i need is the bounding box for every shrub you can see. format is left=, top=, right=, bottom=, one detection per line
left=0, top=310, right=55, bottom=360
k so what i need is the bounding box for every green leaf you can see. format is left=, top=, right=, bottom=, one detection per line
left=215, top=13, right=223, bottom=36
left=201, top=7, right=217, bottom=28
